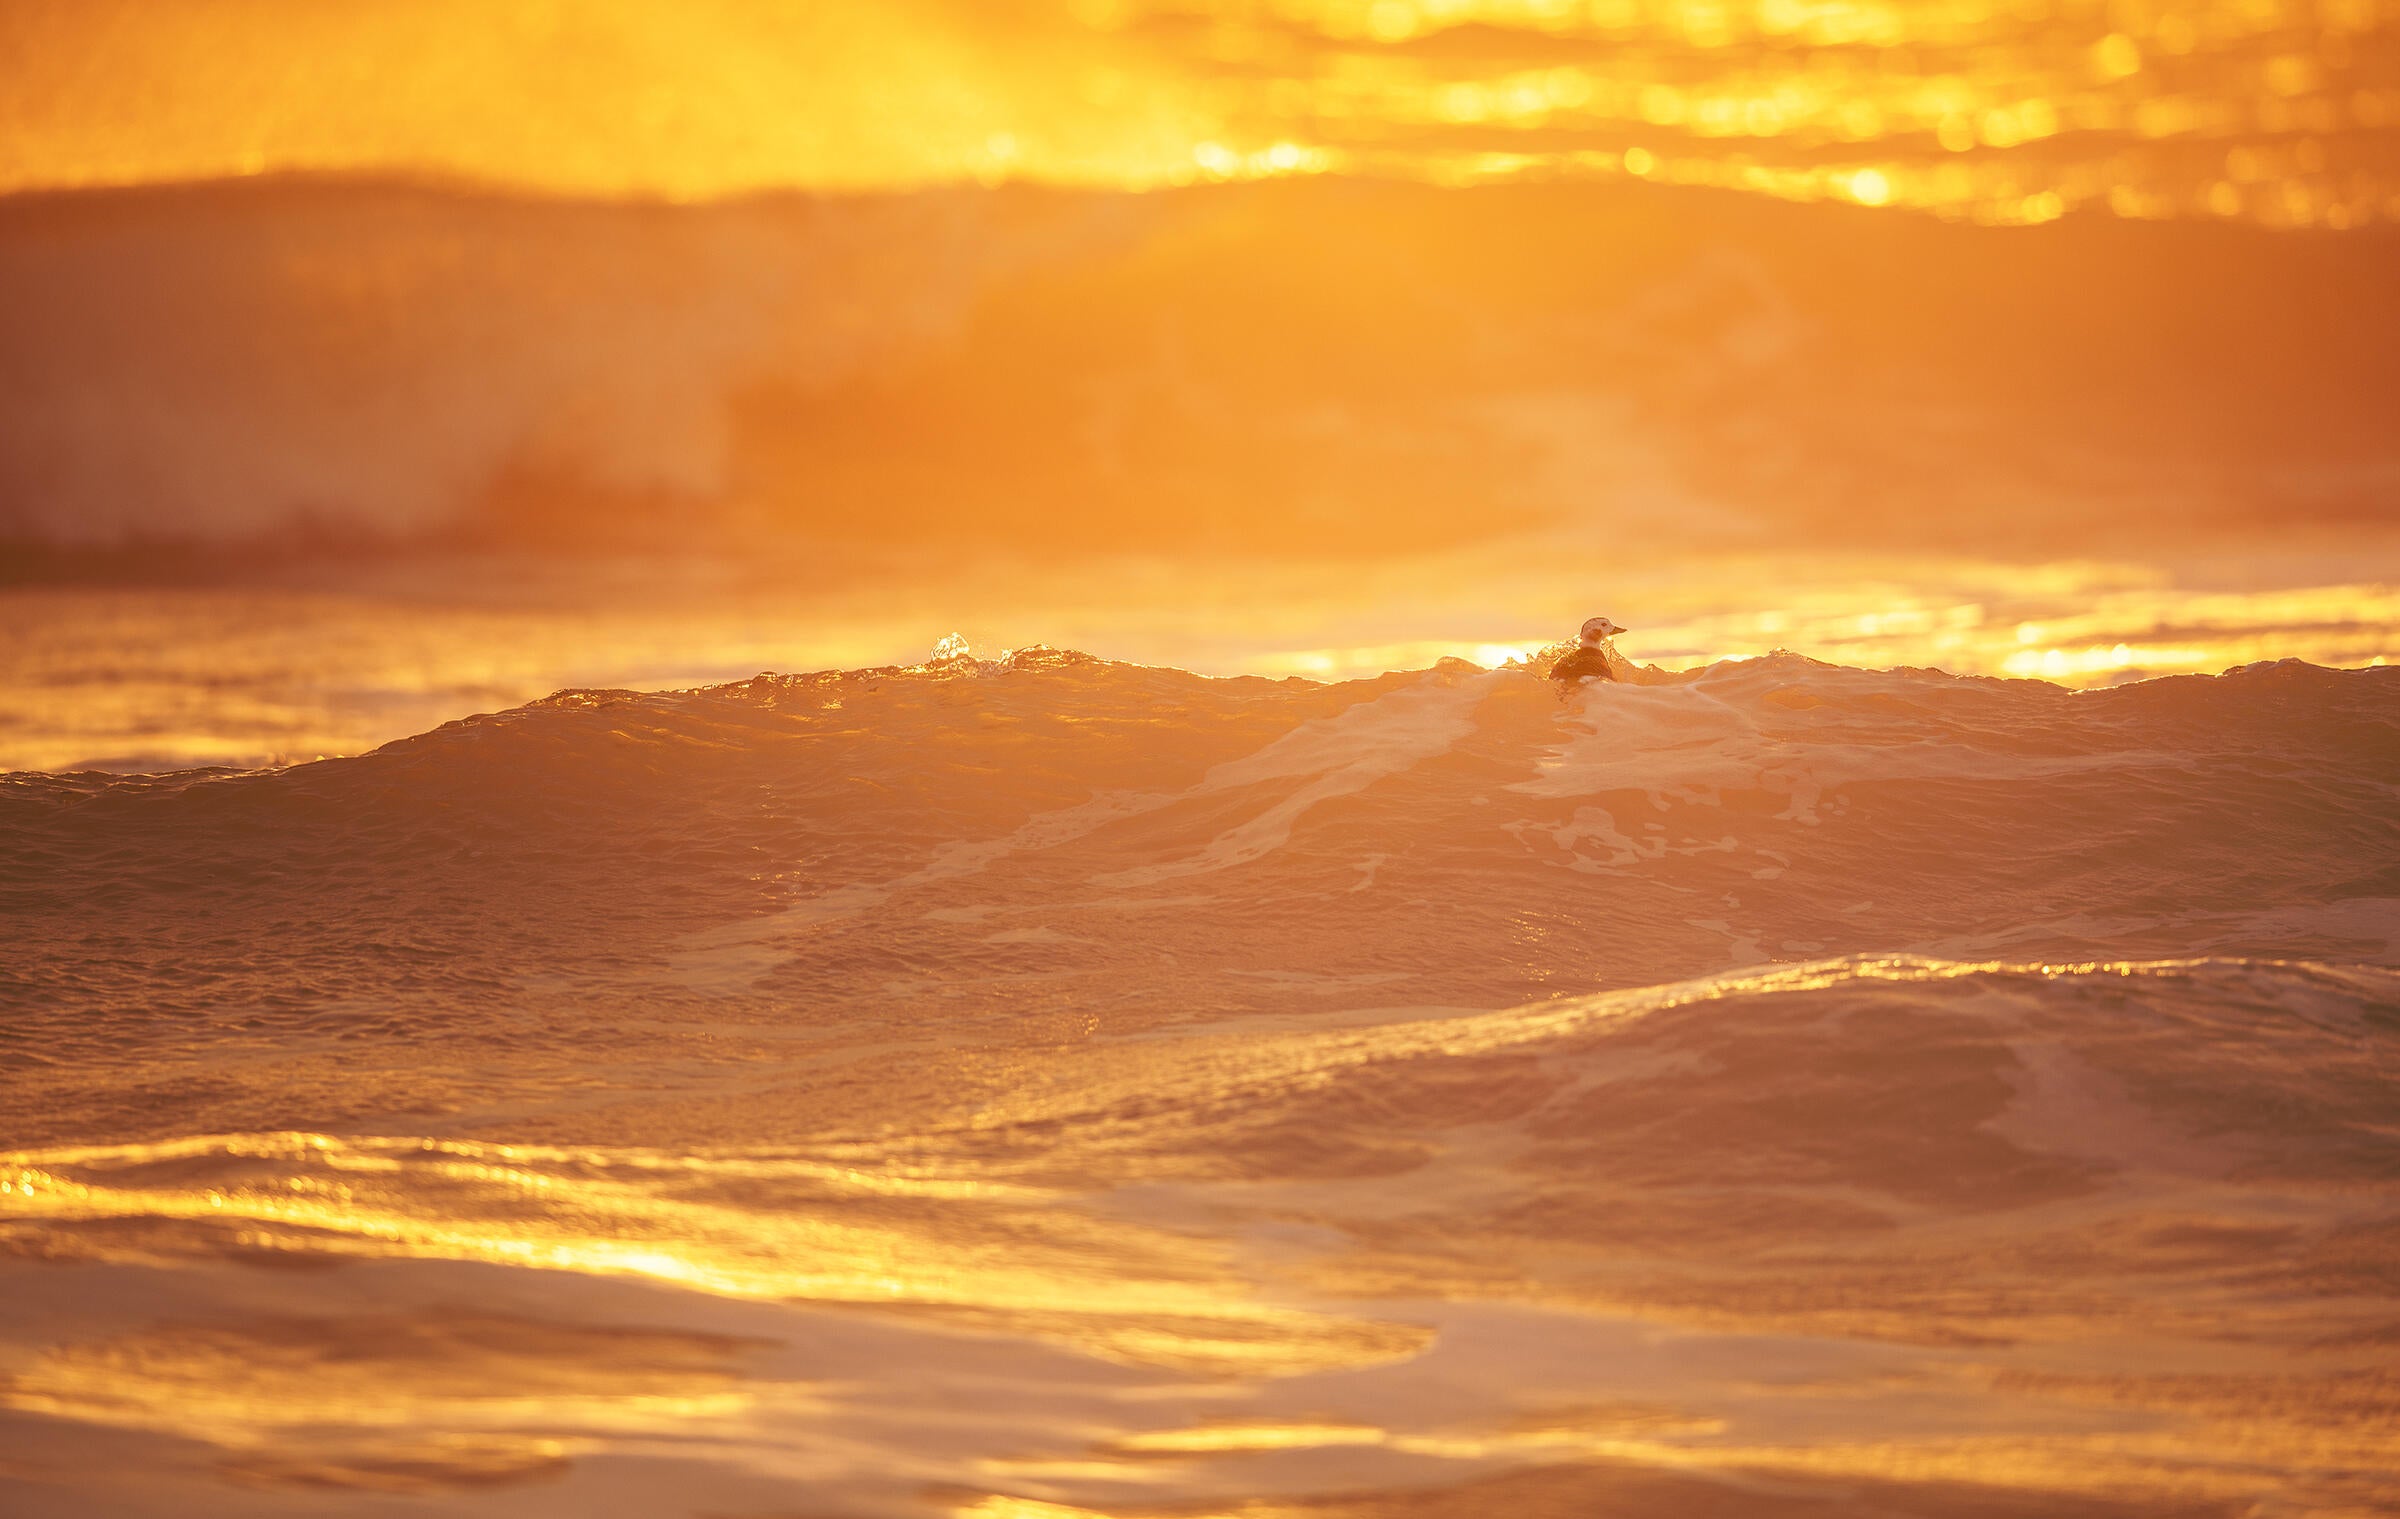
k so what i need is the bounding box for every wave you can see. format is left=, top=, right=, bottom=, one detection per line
left=4, top=650, right=2393, bottom=1135
left=10, top=952, right=2396, bottom=1330
left=5, top=649, right=2397, bottom=1514
left=5, top=952, right=2396, bottom=1512
left=6, top=178, right=2398, bottom=567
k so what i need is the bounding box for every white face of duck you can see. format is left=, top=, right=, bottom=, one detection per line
left=1580, top=616, right=1626, bottom=644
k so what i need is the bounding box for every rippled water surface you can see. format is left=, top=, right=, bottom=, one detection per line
left=5, top=647, right=2396, bottom=1516
left=9, top=4, right=2398, bottom=1513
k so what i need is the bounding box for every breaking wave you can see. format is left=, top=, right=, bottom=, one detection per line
left=7, top=178, right=2398, bottom=564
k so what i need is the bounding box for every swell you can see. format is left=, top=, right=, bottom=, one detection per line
left=2, top=651, right=2394, bottom=1150
left=5, top=661, right=2397, bottom=1514
left=6, top=955, right=2395, bottom=1352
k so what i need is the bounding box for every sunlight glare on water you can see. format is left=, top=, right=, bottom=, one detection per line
left=4, top=559, right=2390, bottom=772
left=7, top=599, right=2399, bottom=1514
left=7, top=6, right=2400, bottom=1516
left=4, top=0, right=2396, bottom=224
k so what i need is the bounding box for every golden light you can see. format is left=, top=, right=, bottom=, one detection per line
left=0, top=0, right=2390, bottom=223
left=4, top=4, right=2398, bottom=1517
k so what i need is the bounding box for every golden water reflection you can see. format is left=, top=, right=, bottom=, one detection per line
left=1267, top=574, right=2400, bottom=681
left=4, top=0, right=2395, bottom=225
left=5, top=957, right=2397, bottom=1514
left=1212, top=0, right=2400, bottom=225
left=3, top=560, right=2392, bottom=772
left=0, top=1131, right=1426, bottom=1378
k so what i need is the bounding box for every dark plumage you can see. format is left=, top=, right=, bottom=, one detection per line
left=1549, top=645, right=1616, bottom=683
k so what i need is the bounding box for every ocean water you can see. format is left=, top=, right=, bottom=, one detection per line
left=7, top=3, right=2400, bottom=1514
left=4, top=563, right=2394, bottom=774
left=4, top=646, right=2396, bottom=1516
left=11, top=0, right=2400, bottom=223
